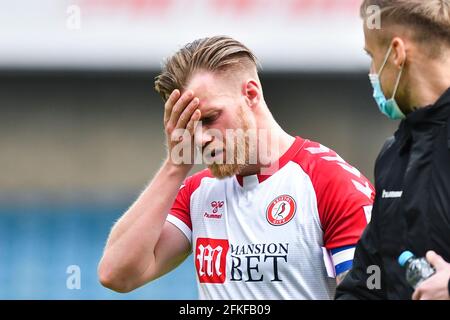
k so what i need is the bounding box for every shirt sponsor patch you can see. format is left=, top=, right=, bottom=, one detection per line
left=195, top=238, right=229, bottom=284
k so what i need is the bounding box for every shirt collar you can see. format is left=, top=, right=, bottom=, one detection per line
left=236, top=136, right=305, bottom=188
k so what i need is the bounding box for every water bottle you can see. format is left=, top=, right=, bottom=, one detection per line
left=398, top=251, right=436, bottom=289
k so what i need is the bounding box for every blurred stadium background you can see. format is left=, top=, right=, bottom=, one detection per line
left=0, top=0, right=397, bottom=299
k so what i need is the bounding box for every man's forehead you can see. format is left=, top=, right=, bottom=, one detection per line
left=185, top=71, right=233, bottom=107
left=186, top=71, right=219, bottom=93
left=363, top=24, right=377, bottom=45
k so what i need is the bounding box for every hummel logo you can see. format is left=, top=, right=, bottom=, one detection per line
left=204, top=201, right=224, bottom=219
left=382, top=190, right=403, bottom=198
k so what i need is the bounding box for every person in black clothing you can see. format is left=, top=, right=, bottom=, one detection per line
left=335, top=0, right=450, bottom=300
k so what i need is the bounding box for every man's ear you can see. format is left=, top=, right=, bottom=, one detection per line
left=391, top=37, right=407, bottom=68
left=243, top=80, right=261, bottom=108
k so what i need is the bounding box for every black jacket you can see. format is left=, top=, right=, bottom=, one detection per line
left=336, top=88, right=450, bottom=300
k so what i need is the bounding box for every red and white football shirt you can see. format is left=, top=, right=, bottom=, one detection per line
left=167, top=137, right=374, bottom=299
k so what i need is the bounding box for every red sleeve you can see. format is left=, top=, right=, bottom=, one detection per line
left=170, top=181, right=193, bottom=230
left=296, top=141, right=375, bottom=250
left=169, top=169, right=213, bottom=231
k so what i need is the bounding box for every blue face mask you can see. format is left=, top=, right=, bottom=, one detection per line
left=369, top=45, right=405, bottom=120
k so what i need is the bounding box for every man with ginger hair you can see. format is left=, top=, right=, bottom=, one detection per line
left=97, top=36, right=374, bottom=299
left=336, top=0, right=450, bottom=300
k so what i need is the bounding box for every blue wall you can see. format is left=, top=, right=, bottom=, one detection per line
left=0, top=202, right=197, bottom=299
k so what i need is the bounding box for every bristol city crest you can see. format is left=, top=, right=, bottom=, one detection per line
left=266, top=195, right=296, bottom=226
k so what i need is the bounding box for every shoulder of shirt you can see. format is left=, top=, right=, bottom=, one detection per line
left=376, top=136, right=396, bottom=164
left=291, top=139, right=346, bottom=175
left=290, top=138, right=373, bottom=192
left=181, top=168, right=215, bottom=194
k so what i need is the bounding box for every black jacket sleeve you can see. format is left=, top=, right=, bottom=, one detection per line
left=335, top=137, right=396, bottom=300
left=334, top=220, right=386, bottom=299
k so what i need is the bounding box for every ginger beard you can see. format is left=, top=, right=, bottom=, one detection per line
left=207, top=106, right=254, bottom=179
